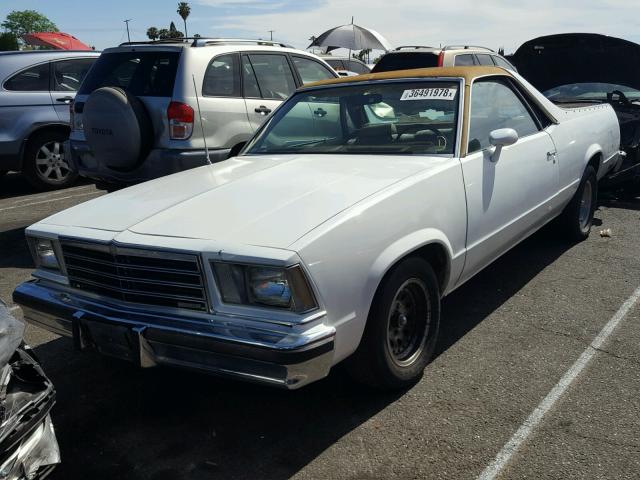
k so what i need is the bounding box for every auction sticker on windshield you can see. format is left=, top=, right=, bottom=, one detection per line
left=400, top=87, right=457, bottom=101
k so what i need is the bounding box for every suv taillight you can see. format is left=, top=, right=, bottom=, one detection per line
left=70, top=100, right=84, bottom=132
left=168, top=101, right=194, bottom=140
left=437, top=51, right=445, bottom=67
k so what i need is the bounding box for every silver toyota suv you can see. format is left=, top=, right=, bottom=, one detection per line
left=0, top=50, right=99, bottom=189
left=70, top=38, right=338, bottom=189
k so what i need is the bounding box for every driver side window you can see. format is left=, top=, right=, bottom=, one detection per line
left=468, top=79, right=539, bottom=153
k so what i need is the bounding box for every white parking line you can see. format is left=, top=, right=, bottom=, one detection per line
left=477, top=284, right=640, bottom=480
left=0, top=191, right=101, bottom=213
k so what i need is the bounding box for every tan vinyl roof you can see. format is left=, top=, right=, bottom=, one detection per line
left=306, top=66, right=512, bottom=88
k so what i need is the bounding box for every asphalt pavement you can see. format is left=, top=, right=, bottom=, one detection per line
left=1, top=171, right=639, bottom=480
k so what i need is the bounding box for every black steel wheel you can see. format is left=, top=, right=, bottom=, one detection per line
left=346, top=256, right=441, bottom=389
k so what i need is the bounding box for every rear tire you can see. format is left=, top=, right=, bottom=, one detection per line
left=560, top=165, right=597, bottom=241
left=22, top=130, right=77, bottom=191
left=346, top=257, right=441, bottom=389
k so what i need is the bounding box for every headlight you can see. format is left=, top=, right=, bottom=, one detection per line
left=212, top=262, right=318, bottom=313
left=30, top=238, right=60, bottom=271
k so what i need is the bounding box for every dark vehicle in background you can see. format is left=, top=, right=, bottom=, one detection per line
left=512, top=33, right=640, bottom=195
left=0, top=51, right=99, bottom=190
left=0, top=302, right=59, bottom=478
left=371, top=45, right=517, bottom=73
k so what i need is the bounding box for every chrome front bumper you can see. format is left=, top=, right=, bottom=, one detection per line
left=14, top=281, right=336, bottom=389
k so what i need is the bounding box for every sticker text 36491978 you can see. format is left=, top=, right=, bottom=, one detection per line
left=400, top=87, right=457, bottom=101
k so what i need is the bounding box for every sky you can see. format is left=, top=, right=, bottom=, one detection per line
left=2, top=0, right=640, bottom=54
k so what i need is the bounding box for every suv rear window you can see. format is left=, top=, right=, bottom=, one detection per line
left=372, top=52, right=439, bottom=73
left=79, top=51, right=180, bottom=97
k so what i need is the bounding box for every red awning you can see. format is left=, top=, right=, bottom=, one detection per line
left=22, top=32, right=92, bottom=51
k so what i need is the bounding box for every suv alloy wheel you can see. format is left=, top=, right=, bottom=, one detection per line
left=23, top=130, right=78, bottom=190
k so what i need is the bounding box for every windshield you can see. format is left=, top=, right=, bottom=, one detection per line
left=244, top=81, right=460, bottom=156
left=544, top=83, right=640, bottom=101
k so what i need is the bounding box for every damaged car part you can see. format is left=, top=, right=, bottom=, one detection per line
left=0, top=303, right=59, bottom=479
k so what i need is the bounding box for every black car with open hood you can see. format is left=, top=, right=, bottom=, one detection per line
left=512, top=33, right=640, bottom=194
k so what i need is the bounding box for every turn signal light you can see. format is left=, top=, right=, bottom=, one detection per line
left=168, top=101, right=194, bottom=140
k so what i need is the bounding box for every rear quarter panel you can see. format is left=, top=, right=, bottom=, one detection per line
left=292, top=158, right=467, bottom=364
left=171, top=48, right=252, bottom=151
left=549, top=104, right=620, bottom=206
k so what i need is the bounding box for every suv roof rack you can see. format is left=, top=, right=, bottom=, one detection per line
left=442, top=45, right=495, bottom=52
left=118, top=37, right=294, bottom=48
left=194, top=38, right=294, bottom=48
left=394, top=45, right=436, bottom=51
left=119, top=38, right=190, bottom=46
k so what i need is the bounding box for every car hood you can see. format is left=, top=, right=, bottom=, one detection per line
left=41, top=154, right=436, bottom=248
left=512, top=33, right=640, bottom=93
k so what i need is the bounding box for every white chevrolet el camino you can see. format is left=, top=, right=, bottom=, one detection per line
left=14, top=67, right=621, bottom=389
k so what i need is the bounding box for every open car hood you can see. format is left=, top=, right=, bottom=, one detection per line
left=511, top=33, right=640, bottom=93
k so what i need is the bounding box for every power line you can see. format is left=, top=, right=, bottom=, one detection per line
left=124, top=19, right=132, bottom=43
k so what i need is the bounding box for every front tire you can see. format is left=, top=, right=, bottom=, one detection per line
left=23, top=130, right=77, bottom=190
left=346, top=257, right=441, bottom=389
left=561, top=165, right=597, bottom=241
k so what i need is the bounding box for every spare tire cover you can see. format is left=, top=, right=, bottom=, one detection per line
left=83, top=87, right=152, bottom=170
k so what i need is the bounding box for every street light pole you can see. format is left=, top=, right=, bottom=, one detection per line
left=268, top=30, right=274, bottom=41
left=124, top=19, right=132, bottom=42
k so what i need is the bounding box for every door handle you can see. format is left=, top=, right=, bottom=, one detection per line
left=547, top=151, right=557, bottom=163
left=254, top=106, right=272, bottom=115
left=56, top=97, right=74, bottom=104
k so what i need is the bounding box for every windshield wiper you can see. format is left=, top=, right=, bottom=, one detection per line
left=552, top=98, right=606, bottom=104
left=285, top=137, right=338, bottom=149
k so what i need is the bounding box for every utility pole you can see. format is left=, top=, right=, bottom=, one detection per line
left=268, top=30, right=274, bottom=41
left=124, top=19, right=132, bottom=42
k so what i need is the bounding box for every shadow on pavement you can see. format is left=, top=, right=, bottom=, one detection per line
left=0, top=227, right=34, bottom=270
left=30, top=221, right=580, bottom=480
left=0, top=172, right=91, bottom=200
left=437, top=221, right=572, bottom=355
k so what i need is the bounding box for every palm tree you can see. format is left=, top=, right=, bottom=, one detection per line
left=177, top=2, right=191, bottom=38
left=146, top=27, right=159, bottom=41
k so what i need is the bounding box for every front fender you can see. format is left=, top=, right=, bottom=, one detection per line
left=359, top=228, right=454, bottom=327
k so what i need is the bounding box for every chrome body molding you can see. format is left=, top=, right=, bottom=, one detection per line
left=14, top=281, right=335, bottom=389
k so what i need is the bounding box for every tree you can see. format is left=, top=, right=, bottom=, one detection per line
left=353, top=48, right=371, bottom=63
left=177, top=2, right=191, bottom=38
left=1, top=10, right=58, bottom=37
left=0, top=32, right=19, bottom=51
left=146, top=27, right=159, bottom=40
left=158, top=28, right=170, bottom=40
left=167, top=21, right=183, bottom=39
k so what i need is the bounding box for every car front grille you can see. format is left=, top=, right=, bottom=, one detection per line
left=60, top=240, right=208, bottom=312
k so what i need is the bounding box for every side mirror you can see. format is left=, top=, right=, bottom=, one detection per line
left=489, top=128, right=518, bottom=162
